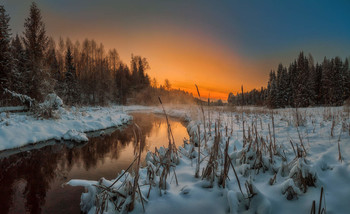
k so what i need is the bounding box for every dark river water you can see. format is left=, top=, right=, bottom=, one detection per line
left=0, top=113, right=189, bottom=214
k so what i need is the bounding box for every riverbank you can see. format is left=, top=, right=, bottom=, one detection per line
left=0, top=104, right=194, bottom=152
left=0, top=112, right=189, bottom=214
left=0, top=106, right=131, bottom=151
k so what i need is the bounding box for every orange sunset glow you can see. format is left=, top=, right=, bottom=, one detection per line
left=4, top=0, right=350, bottom=101
left=92, top=30, right=269, bottom=100
left=2, top=1, right=350, bottom=214
left=46, top=26, right=268, bottom=100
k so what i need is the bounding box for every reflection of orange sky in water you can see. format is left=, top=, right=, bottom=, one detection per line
left=1, top=113, right=189, bottom=214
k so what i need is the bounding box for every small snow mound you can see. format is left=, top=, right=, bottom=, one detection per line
left=180, top=186, right=191, bottom=195
left=62, top=130, right=88, bottom=142
left=41, top=93, right=64, bottom=109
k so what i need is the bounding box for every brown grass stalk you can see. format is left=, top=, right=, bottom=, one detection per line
left=195, top=84, right=208, bottom=147
left=195, top=125, right=201, bottom=178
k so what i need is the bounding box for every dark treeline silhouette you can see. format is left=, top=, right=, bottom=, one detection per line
left=0, top=3, right=194, bottom=107
left=228, top=52, right=350, bottom=108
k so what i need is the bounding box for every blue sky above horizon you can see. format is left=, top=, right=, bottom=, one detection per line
left=2, top=0, right=350, bottom=98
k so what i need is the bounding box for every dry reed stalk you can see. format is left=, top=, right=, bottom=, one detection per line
left=228, top=157, right=245, bottom=198
left=128, top=123, right=144, bottom=212
left=220, top=137, right=230, bottom=188
left=311, top=200, right=316, bottom=214
left=195, top=125, right=201, bottom=178
left=195, top=84, right=208, bottom=147
left=271, top=110, right=276, bottom=151
left=107, top=156, right=139, bottom=189
left=331, top=118, right=335, bottom=137
left=337, top=131, right=342, bottom=163
left=158, top=97, right=177, bottom=152
left=208, top=98, right=211, bottom=136
left=311, top=187, right=326, bottom=214
left=269, top=173, right=277, bottom=185
left=318, top=187, right=324, bottom=214
left=243, top=115, right=246, bottom=146
left=296, top=124, right=307, bottom=155
left=290, top=140, right=296, bottom=157
left=268, top=124, right=273, bottom=153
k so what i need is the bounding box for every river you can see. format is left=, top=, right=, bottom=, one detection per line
left=0, top=113, right=189, bottom=214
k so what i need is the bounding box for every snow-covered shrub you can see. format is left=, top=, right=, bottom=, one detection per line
left=202, top=129, right=221, bottom=187
left=37, top=93, right=64, bottom=119
left=145, top=146, right=179, bottom=192
left=281, top=178, right=302, bottom=200
left=62, top=130, right=88, bottom=142
left=278, top=160, right=290, bottom=177
left=76, top=173, right=144, bottom=213
left=288, top=158, right=317, bottom=192
left=228, top=180, right=271, bottom=214
left=4, top=88, right=36, bottom=108
left=232, top=137, right=275, bottom=176
left=281, top=158, right=317, bottom=200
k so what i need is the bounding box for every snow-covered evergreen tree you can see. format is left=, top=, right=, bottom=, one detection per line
left=321, top=57, right=332, bottom=105
left=313, top=63, right=323, bottom=104
left=295, top=52, right=311, bottom=107
left=267, top=70, right=278, bottom=108
left=333, top=57, right=344, bottom=105
left=10, top=34, right=27, bottom=95
left=343, top=58, right=350, bottom=101
left=0, top=5, right=12, bottom=102
left=23, top=2, right=52, bottom=101
left=287, top=61, right=297, bottom=107
left=276, top=64, right=288, bottom=107
left=46, top=38, right=64, bottom=98
left=64, top=47, right=79, bottom=105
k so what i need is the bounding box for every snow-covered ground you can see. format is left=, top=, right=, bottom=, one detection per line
left=0, top=106, right=131, bottom=151
left=0, top=104, right=194, bottom=151
left=67, top=105, right=350, bottom=214
left=1, top=104, right=349, bottom=213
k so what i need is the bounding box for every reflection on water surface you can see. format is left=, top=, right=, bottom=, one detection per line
left=0, top=113, right=188, bottom=214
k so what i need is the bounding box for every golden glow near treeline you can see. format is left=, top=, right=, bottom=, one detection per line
left=7, top=2, right=269, bottom=100
left=76, top=29, right=268, bottom=100
left=5, top=0, right=350, bottom=100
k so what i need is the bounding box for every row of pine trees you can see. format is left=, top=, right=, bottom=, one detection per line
left=228, top=52, right=350, bottom=108
left=0, top=3, right=152, bottom=106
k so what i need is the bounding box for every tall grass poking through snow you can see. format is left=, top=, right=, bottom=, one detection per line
left=67, top=104, right=349, bottom=213
left=89, top=123, right=146, bottom=214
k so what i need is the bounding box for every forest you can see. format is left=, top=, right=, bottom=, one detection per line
left=1, top=3, right=350, bottom=109
left=0, top=3, right=194, bottom=107
left=228, top=52, right=350, bottom=108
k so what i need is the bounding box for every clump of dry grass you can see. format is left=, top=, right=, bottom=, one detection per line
left=281, top=158, right=317, bottom=200
left=144, top=97, right=180, bottom=196
left=91, top=124, right=146, bottom=213
left=201, top=121, right=221, bottom=187
left=219, top=137, right=230, bottom=187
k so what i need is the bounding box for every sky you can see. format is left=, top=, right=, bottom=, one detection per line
left=2, top=0, right=350, bottom=100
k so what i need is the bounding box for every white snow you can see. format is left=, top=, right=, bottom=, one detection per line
left=0, top=106, right=131, bottom=150
left=62, top=130, right=88, bottom=142
left=67, top=105, right=350, bottom=214
left=2, top=104, right=350, bottom=213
